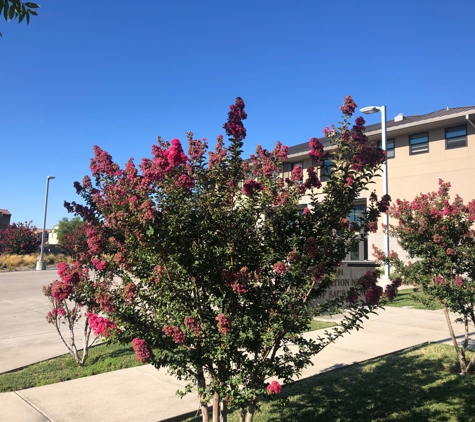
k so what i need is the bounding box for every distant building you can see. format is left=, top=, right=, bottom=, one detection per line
left=282, top=105, right=475, bottom=261
left=0, top=209, right=12, bottom=230
left=48, top=224, right=59, bottom=245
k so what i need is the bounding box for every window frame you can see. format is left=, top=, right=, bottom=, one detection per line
left=409, top=132, right=429, bottom=155
left=377, top=139, right=395, bottom=159
left=445, top=124, right=467, bottom=150
left=320, top=159, right=334, bottom=182
left=291, top=161, right=303, bottom=171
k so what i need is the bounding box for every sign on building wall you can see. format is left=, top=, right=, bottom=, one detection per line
left=313, top=261, right=379, bottom=305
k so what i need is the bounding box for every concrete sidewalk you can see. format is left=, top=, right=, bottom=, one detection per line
left=1, top=271, right=473, bottom=422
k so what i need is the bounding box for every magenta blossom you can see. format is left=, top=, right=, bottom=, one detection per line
left=87, top=313, right=118, bottom=337
left=132, top=337, right=153, bottom=363
left=162, top=325, right=185, bottom=344
left=267, top=381, right=282, bottom=394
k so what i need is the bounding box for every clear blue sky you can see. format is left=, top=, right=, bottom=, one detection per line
left=2, top=0, right=474, bottom=228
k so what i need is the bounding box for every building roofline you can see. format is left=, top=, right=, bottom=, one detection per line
left=364, top=106, right=475, bottom=136
left=284, top=106, right=475, bottom=159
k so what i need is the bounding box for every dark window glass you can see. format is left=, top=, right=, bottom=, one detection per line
left=409, top=132, right=429, bottom=155
left=377, top=139, right=395, bottom=158
left=320, top=159, right=334, bottom=182
left=446, top=125, right=467, bottom=149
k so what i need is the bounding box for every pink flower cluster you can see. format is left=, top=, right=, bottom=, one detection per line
left=184, top=316, right=201, bottom=335
left=162, top=325, right=185, bottom=344
left=51, top=281, right=73, bottom=301
left=46, top=307, right=66, bottom=322
left=308, top=137, right=325, bottom=166
left=267, top=381, right=282, bottom=394
left=304, top=236, right=318, bottom=258
left=223, top=97, right=247, bottom=142
left=287, top=250, right=300, bottom=261
left=242, top=179, right=262, bottom=196
left=187, top=135, right=207, bottom=161
left=290, top=165, right=303, bottom=182
left=273, top=261, right=288, bottom=275
left=304, top=167, right=321, bottom=190
left=166, top=139, right=188, bottom=171
left=132, top=337, right=153, bottom=363
left=311, top=263, right=326, bottom=283
left=377, top=194, right=392, bottom=213
left=454, top=276, right=464, bottom=287
left=95, top=290, right=116, bottom=312
left=90, top=145, right=120, bottom=177
left=92, top=258, right=107, bottom=271
left=57, top=261, right=84, bottom=285
left=223, top=268, right=251, bottom=294
left=358, top=271, right=384, bottom=305
left=216, top=313, right=231, bottom=334
left=383, top=278, right=402, bottom=302
left=122, top=282, right=137, bottom=304
left=87, top=313, right=118, bottom=337
left=340, top=95, right=357, bottom=117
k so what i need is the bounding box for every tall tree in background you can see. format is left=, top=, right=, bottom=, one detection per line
left=55, top=217, right=88, bottom=258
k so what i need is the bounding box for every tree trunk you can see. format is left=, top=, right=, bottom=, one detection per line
left=220, top=399, right=227, bottom=422
left=443, top=304, right=467, bottom=374
left=213, top=392, right=220, bottom=422
left=244, top=404, right=256, bottom=422
left=197, top=367, right=209, bottom=422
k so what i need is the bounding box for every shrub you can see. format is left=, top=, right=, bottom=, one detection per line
left=376, top=179, right=475, bottom=375
left=62, top=96, right=396, bottom=422
left=0, top=221, right=40, bottom=255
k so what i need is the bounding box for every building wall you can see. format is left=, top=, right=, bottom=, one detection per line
left=0, top=212, right=11, bottom=230
left=283, top=112, right=475, bottom=264
left=367, top=116, right=474, bottom=263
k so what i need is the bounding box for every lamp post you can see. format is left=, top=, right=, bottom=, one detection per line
left=36, top=176, right=55, bottom=271
left=360, top=105, right=390, bottom=281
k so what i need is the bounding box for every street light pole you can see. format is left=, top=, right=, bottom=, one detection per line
left=360, top=105, right=390, bottom=281
left=36, top=175, right=55, bottom=271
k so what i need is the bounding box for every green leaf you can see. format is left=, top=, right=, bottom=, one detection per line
left=28, top=9, right=37, bottom=16
left=3, top=2, right=9, bottom=20
left=8, top=2, right=15, bottom=18
left=18, top=4, right=24, bottom=23
left=24, top=2, right=40, bottom=8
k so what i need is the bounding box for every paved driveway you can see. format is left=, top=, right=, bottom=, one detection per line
left=0, top=269, right=88, bottom=373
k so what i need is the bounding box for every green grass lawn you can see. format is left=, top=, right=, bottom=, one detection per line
left=3, top=333, right=474, bottom=421
left=184, top=343, right=475, bottom=422
left=384, top=288, right=442, bottom=310
left=0, top=343, right=142, bottom=392
left=308, top=319, right=338, bottom=332
left=0, top=321, right=337, bottom=393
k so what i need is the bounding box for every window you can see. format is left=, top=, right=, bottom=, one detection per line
left=291, top=161, right=303, bottom=170
left=409, top=132, right=429, bottom=155
left=446, top=125, right=467, bottom=149
left=320, top=159, right=334, bottom=182
left=347, top=202, right=368, bottom=261
left=377, top=139, right=395, bottom=158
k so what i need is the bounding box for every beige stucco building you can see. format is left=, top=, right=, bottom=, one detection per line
left=282, top=106, right=475, bottom=262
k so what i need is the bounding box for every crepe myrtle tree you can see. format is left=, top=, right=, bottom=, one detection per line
left=375, top=179, right=475, bottom=375
left=43, top=261, right=102, bottom=366
left=62, top=96, right=397, bottom=422
left=0, top=220, right=40, bottom=255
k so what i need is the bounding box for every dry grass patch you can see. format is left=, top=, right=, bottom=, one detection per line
left=0, top=253, right=73, bottom=270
